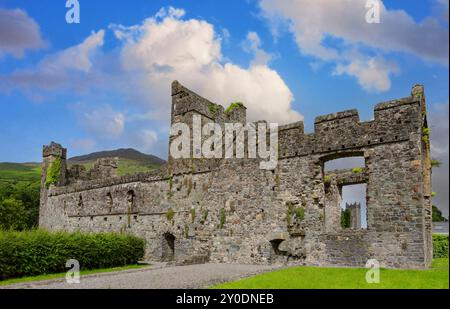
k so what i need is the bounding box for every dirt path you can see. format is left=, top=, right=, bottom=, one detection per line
left=2, top=263, right=277, bottom=289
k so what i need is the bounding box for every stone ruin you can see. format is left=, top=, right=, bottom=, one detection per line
left=39, top=81, right=433, bottom=269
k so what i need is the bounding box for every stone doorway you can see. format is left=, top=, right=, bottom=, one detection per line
left=162, top=232, right=175, bottom=262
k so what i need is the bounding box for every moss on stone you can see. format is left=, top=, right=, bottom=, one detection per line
left=208, top=103, right=219, bottom=117
left=225, top=102, right=245, bottom=114
left=422, top=127, right=431, bottom=146
left=184, top=225, right=189, bottom=238
left=166, top=208, right=175, bottom=223
left=323, top=175, right=332, bottom=185
left=190, top=208, right=196, bottom=223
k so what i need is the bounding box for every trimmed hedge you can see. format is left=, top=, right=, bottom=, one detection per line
left=433, top=234, right=449, bottom=258
left=0, top=230, right=145, bottom=280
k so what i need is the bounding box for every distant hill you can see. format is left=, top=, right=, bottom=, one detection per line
left=0, top=149, right=166, bottom=183
left=68, top=148, right=166, bottom=176
left=69, top=148, right=166, bottom=165
left=0, top=162, right=41, bottom=184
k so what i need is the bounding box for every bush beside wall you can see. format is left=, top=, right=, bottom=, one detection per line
left=0, top=230, right=145, bottom=280
left=433, top=234, right=449, bottom=258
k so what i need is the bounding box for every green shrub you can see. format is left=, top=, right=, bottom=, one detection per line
left=351, top=167, right=364, bottom=174
left=286, top=202, right=305, bottom=225
left=422, top=127, right=431, bottom=146
left=433, top=234, right=449, bottom=258
left=0, top=230, right=145, bottom=280
left=219, top=208, right=226, bottom=229
left=432, top=205, right=448, bottom=222
left=225, top=102, right=245, bottom=114
left=166, top=208, right=175, bottom=222
left=45, top=157, right=61, bottom=187
left=294, top=207, right=305, bottom=221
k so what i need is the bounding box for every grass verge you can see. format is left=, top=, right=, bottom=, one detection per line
left=212, top=258, right=449, bottom=289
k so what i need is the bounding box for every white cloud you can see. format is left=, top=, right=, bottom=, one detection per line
left=78, top=105, right=125, bottom=139
left=333, top=55, right=399, bottom=92
left=0, top=30, right=104, bottom=96
left=0, top=8, right=46, bottom=58
left=259, top=0, right=449, bottom=91
left=1, top=6, right=302, bottom=159
left=112, top=7, right=302, bottom=124
left=243, top=31, right=273, bottom=66
left=40, top=30, right=104, bottom=73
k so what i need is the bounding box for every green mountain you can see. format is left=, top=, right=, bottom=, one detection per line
left=69, top=148, right=166, bottom=165
left=68, top=148, right=166, bottom=176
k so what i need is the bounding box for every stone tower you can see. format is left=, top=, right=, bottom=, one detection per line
left=41, top=142, right=67, bottom=188
left=346, top=202, right=362, bottom=229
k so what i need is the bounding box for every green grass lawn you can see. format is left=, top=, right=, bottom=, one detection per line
left=213, top=258, right=449, bottom=289
left=0, top=264, right=150, bottom=286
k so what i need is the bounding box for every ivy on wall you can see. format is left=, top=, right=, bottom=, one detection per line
left=45, top=157, right=61, bottom=188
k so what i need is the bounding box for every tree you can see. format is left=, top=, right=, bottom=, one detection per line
left=341, top=209, right=351, bottom=229
left=0, top=198, right=28, bottom=230
left=432, top=205, right=448, bottom=222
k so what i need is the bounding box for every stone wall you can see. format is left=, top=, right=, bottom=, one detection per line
left=39, top=82, right=432, bottom=269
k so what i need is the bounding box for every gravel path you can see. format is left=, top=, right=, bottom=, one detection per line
left=2, top=263, right=278, bottom=289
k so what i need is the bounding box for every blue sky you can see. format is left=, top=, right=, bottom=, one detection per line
left=0, top=1, right=449, bottom=213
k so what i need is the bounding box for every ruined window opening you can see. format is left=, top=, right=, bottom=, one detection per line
left=106, top=192, right=113, bottom=212
left=340, top=184, right=367, bottom=229
left=270, top=239, right=287, bottom=256
left=127, top=190, right=135, bottom=210
left=324, top=156, right=365, bottom=172
left=322, top=153, right=367, bottom=232
left=162, top=232, right=175, bottom=261
left=77, top=194, right=83, bottom=208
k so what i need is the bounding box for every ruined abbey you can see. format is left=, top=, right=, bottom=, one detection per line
left=39, top=81, right=433, bottom=269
